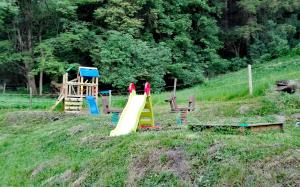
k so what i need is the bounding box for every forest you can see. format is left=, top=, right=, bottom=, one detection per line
left=0, top=0, right=300, bottom=94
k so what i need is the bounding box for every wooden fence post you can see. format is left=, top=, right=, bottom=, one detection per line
left=248, top=64, right=253, bottom=96
left=29, top=87, right=32, bottom=109
left=2, top=81, right=6, bottom=94
left=173, top=78, right=177, bottom=97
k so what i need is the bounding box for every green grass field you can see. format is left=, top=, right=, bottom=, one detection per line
left=0, top=55, right=300, bottom=186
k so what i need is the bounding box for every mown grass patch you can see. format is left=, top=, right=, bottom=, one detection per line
left=0, top=109, right=299, bottom=186
left=0, top=55, right=300, bottom=186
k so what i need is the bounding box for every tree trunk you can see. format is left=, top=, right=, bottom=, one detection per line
left=39, top=29, right=44, bottom=96
left=39, top=70, right=43, bottom=95
left=16, top=0, right=37, bottom=94
left=24, top=60, right=37, bottom=94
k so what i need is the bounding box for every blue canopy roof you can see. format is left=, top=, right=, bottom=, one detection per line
left=79, top=67, right=100, bottom=78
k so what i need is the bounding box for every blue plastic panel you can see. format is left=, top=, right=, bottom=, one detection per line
left=79, top=67, right=100, bottom=78
left=86, top=96, right=99, bottom=116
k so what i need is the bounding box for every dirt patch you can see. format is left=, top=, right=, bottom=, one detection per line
left=68, top=125, right=86, bottom=136
left=292, top=113, right=300, bottom=120
left=127, top=148, right=191, bottom=186
left=251, top=149, right=300, bottom=186
left=5, top=111, right=76, bottom=125
left=238, top=105, right=250, bottom=115
left=207, top=142, right=226, bottom=159
left=30, top=158, right=64, bottom=179
left=31, top=163, right=47, bottom=178
left=70, top=169, right=89, bottom=187
left=80, top=135, right=111, bottom=144
left=43, top=169, right=74, bottom=185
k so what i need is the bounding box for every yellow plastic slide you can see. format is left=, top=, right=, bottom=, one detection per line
left=110, top=91, right=147, bottom=136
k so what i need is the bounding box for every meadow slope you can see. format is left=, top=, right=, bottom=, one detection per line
left=0, top=55, right=300, bottom=186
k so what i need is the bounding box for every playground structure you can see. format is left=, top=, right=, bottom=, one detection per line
left=110, top=82, right=155, bottom=136
left=165, top=78, right=195, bottom=124
left=51, top=67, right=99, bottom=114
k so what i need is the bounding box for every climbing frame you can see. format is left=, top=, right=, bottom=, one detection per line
left=51, top=66, right=99, bottom=113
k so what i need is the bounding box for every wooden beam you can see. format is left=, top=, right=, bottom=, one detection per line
left=66, top=82, right=98, bottom=86
left=190, top=122, right=284, bottom=133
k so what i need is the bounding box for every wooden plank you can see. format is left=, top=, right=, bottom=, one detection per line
left=65, top=106, right=82, bottom=110
left=68, top=78, right=78, bottom=82
left=65, top=98, right=83, bottom=101
left=66, top=82, right=97, bottom=86
left=50, top=92, right=64, bottom=111
left=248, top=125, right=282, bottom=132
left=191, top=122, right=283, bottom=133
left=65, top=102, right=82, bottom=106
left=65, top=111, right=81, bottom=114
left=66, top=95, right=85, bottom=98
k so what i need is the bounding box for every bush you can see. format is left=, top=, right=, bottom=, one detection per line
left=229, top=57, right=248, bottom=71
left=290, top=43, right=300, bottom=56
left=258, top=92, right=300, bottom=115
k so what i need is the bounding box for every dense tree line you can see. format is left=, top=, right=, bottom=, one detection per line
left=0, top=0, right=299, bottom=94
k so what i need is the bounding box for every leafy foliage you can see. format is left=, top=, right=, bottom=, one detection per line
left=91, top=31, right=171, bottom=91
left=0, top=0, right=299, bottom=92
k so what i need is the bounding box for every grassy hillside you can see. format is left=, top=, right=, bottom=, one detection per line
left=1, top=55, right=300, bottom=110
left=0, top=55, right=300, bottom=186
left=153, top=55, right=300, bottom=104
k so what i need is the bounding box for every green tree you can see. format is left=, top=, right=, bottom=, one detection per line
left=91, top=31, right=171, bottom=92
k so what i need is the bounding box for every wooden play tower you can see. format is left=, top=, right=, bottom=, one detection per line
left=51, top=67, right=99, bottom=113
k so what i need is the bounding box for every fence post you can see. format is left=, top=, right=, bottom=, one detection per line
left=248, top=64, right=253, bottom=96
left=29, top=87, right=32, bottom=109
left=173, top=78, right=177, bottom=97
left=2, top=81, right=6, bottom=94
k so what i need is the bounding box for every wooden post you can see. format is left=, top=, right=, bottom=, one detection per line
left=95, top=77, right=99, bottom=102
left=109, top=90, right=112, bottom=109
left=248, top=64, right=253, bottom=96
left=29, top=87, right=32, bottom=109
left=173, top=78, right=177, bottom=97
left=68, top=84, right=71, bottom=96
left=80, top=77, right=84, bottom=97
left=39, top=70, right=43, bottom=96
left=64, top=73, right=68, bottom=99
left=2, top=81, right=6, bottom=94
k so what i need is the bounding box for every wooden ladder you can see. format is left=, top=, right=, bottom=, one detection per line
left=64, top=97, right=83, bottom=114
